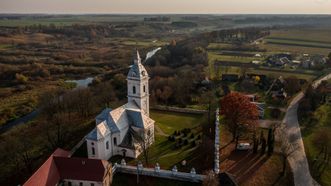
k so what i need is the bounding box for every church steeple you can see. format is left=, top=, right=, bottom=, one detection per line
left=127, top=50, right=150, bottom=116
left=134, top=50, right=141, bottom=64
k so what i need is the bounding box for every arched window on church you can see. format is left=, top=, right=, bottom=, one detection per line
left=114, top=138, right=117, bottom=145
left=92, top=147, right=95, bottom=155
left=106, top=141, right=109, bottom=150
left=143, top=85, right=146, bottom=93
left=133, top=86, right=136, bottom=94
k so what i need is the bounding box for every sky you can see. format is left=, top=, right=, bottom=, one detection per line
left=1, top=0, right=331, bottom=14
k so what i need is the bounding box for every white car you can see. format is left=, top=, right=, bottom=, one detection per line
left=237, top=143, right=251, bottom=150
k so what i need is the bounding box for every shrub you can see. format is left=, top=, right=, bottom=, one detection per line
left=184, top=139, right=189, bottom=145
left=15, top=73, right=28, bottom=84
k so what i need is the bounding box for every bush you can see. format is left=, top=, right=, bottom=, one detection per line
left=184, top=139, right=189, bottom=145
left=15, top=73, right=28, bottom=84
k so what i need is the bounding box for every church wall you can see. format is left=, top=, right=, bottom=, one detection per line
left=116, top=147, right=137, bottom=158
left=86, top=139, right=98, bottom=159
left=103, top=134, right=112, bottom=160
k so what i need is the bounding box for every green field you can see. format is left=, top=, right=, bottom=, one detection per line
left=261, top=29, right=331, bottom=55
left=265, top=38, right=331, bottom=49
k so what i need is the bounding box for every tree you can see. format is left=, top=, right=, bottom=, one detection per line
left=267, top=128, right=275, bottom=155
left=131, top=128, right=153, bottom=165
left=284, top=77, right=302, bottom=96
left=220, top=92, right=259, bottom=146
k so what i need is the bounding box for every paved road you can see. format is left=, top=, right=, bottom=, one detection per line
left=283, top=73, right=331, bottom=186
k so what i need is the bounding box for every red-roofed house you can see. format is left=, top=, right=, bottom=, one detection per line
left=24, top=148, right=112, bottom=186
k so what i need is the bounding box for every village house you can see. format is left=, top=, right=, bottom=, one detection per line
left=300, top=54, right=326, bottom=69
left=24, top=148, right=112, bottom=186
left=267, top=76, right=288, bottom=100
left=86, top=51, right=155, bottom=160
left=267, top=53, right=292, bottom=66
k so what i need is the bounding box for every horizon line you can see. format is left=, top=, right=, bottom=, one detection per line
left=1, top=12, right=331, bottom=16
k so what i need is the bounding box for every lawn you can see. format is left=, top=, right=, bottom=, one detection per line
left=111, top=110, right=206, bottom=172
left=150, top=110, right=204, bottom=135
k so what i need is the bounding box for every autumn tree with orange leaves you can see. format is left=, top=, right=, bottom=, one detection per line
left=220, top=92, right=259, bottom=146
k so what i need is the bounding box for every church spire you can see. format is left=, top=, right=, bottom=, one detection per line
left=134, top=50, right=141, bottom=64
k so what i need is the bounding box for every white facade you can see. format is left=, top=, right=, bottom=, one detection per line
left=86, top=50, right=155, bottom=160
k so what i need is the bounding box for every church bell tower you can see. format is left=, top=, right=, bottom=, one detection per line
left=127, top=50, right=150, bottom=116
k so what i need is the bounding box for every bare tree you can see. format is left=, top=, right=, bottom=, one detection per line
left=131, top=127, right=153, bottom=165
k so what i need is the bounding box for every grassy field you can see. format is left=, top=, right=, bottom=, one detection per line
left=0, top=82, right=59, bottom=126
left=264, top=38, right=331, bottom=49
left=261, top=29, right=331, bottom=55
left=150, top=110, right=204, bottom=135
left=111, top=110, right=205, bottom=172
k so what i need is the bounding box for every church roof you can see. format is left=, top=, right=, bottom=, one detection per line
left=24, top=148, right=111, bottom=186
left=127, top=50, right=149, bottom=79
left=87, top=101, right=154, bottom=141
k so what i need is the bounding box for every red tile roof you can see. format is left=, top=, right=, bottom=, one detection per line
left=54, top=156, right=109, bottom=182
left=24, top=148, right=70, bottom=186
left=24, top=148, right=110, bottom=186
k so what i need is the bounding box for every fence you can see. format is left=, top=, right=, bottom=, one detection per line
left=112, top=160, right=205, bottom=183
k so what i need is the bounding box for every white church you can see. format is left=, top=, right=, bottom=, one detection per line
left=86, top=51, right=155, bottom=160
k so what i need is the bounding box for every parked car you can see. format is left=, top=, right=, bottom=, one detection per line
left=237, top=143, right=251, bottom=150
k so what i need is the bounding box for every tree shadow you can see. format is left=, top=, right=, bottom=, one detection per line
left=222, top=150, right=271, bottom=184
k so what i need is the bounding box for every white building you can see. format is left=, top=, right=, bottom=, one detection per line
left=86, top=51, right=155, bottom=160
